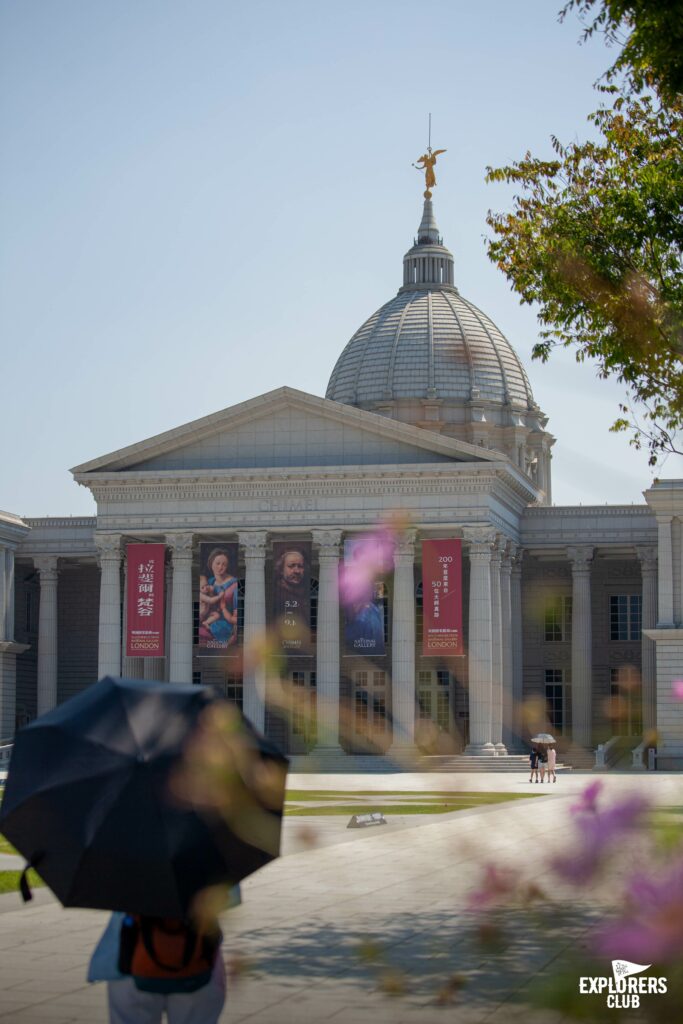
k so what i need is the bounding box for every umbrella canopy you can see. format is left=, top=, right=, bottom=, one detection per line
left=0, top=677, right=287, bottom=917
left=530, top=733, right=556, bottom=744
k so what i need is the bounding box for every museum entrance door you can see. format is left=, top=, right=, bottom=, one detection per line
left=415, top=669, right=460, bottom=752
left=288, top=670, right=317, bottom=754
left=351, top=669, right=390, bottom=753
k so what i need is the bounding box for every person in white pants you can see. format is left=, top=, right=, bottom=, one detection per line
left=107, top=955, right=226, bottom=1024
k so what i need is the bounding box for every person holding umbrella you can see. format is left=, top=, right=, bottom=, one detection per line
left=0, top=677, right=288, bottom=1024
left=529, top=746, right=540, bottom=783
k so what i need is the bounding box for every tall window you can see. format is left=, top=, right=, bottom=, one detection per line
left=610, top=595, right=642, bottom=641
left=415, top=581, right=423, bottom=645
left=225, top=675, right=243, bottom=711
left=545, top=668, right=568, bottom=733
left=310, top=578, right=319, bottom=638
left=610, top=666, right=641, bottom=735
left=544, top=596, right=572, bottom=642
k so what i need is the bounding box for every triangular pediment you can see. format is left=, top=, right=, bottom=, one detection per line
left=71, top=387, right=500, bottom=477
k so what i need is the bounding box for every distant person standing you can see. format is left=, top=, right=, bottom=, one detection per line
left=538, top=747, right=548, bottom=782
left=529, top=747, right=539, bottom=783
left=546, top=745, right=557, bottom=783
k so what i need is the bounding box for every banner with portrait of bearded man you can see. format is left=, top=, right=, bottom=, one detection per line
left=271, top=541, right=312, bottom=656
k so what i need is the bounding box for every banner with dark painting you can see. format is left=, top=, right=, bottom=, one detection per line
left=342, top=538, right=386, bottom=657
left=271, top=541, right=312, bottom=656
left=422, top=539, right=463, bottom=656
left=197, top=542, right=239, bottom=657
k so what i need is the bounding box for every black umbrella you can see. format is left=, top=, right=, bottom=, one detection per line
left=0, top=677, right=288, bottom=917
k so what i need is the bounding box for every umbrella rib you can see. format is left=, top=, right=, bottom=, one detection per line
left=62, top=768, right=182, bottom=913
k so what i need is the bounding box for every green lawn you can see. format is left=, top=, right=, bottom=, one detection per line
left=651, top=807, right=683, bottom=849
left=0, top=835, right=16, bottom=856
left=284, top=790, right=544, bottom=816
left=0, top=869, right=44, bottom=895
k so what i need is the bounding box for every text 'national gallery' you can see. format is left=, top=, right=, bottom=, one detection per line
left=2, top=183, right=682, bottom=769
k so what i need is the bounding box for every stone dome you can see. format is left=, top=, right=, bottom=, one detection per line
left=325, top=195, right=554, bottom=500
left=325, top=287, right=535, bottom=409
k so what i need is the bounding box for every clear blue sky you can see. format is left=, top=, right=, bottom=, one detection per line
left=2, top=0, right=677, bottom=516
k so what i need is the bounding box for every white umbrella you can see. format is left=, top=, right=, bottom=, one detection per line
left=531, top=733, right=556, bottom=744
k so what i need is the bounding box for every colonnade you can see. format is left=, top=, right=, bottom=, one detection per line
left=20, top=529, right=660, bottom=752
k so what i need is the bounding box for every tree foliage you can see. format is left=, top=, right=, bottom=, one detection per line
left=562, top=0, right=683, bottom=98
left=486, top=69, right=683, bottom=463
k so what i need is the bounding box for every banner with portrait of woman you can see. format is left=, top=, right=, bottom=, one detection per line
left=197, top=542, right=239, bottom=657
left=271, top=541, right=312, bottom=656
left=342, top=538, right=386, bottom=657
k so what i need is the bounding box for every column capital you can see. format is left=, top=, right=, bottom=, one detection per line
left=490, top=536, right=504, bottom=567
left=463, top=526, right=496, bottom=560
left=567, top=545, right=594, bottom=573
left=394, top=528, right=417, bottom=561
left=636, top=545, right=658, bottom=574
left=94, top=534, right=121, bottom=563
left=238, top=531, right=268, bottom=559
left=312, top=529, right=342, bottom=558
left=656, top=513, right=673, bottom=526
left=33, top=555, right=59, bottom=581
left=166, top=532, right=194, bottom=562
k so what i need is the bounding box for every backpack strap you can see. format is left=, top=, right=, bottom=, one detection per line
left=139, top=918, right=197, bottom=973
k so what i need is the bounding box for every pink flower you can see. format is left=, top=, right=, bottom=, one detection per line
left=569, top=779, right=604, bottom=816
left=553, top=794, right=649, bottom=884
left=672, top=680, right=683, bottom=700
left=466, top=864, right=518, bottom=911
left=338, top=527, right=395, bottom=608
left=595, top=858, right=683, bottom=962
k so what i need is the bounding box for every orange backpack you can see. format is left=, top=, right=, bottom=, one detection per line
left=118, top=915, right=221, bottom=993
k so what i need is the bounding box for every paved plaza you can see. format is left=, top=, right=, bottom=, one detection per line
left=0, top=771, right=681, bottom=1024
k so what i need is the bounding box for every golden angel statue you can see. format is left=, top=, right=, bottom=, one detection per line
left=414, top=148, right=447, bottom=198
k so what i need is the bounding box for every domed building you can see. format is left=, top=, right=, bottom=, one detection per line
left=1, top=176, right=681, bottom=771
left=327, top=198, right=554, bottom=500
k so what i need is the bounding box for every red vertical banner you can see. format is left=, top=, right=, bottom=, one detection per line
left=422, top=540, right=463, bottom=656
left=126, top=544, right=166, bottom=657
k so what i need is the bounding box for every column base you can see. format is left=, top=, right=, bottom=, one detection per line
left=465, top=742, right=496, bottom=756
left=494, top=743, right=508, bottom=755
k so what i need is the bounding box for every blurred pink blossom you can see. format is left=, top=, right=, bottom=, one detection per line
left=467, top=864, right=518, bottom=911
left=569, top=779, right=604, bottom=816
left=595, top=858, right=683, bottom=962
left=553, top=793, right=649, bottom=884
left=338, top=527, right=395, bottom=607
left=672, top=679, right=683, bottom=700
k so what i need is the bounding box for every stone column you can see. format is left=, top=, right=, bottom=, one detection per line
left=239, top=531, right=267, bottom=733
left=490, top=539, right=505, bottom=753
left=0, top=546, right=12, bottom=642
left=510, top=549, right=524, bottom=749
left=656, top=516, right=674, bottom=627
left=34, top=556, right=59, bottom=716
left=145, top=560, right=172, bottom=682
left=568, top=545, right=594, bottom=748
left=636, top=545, right=658, bottom=736
left=500, top=542, right=514, bottom=752
left=0, top=543, right=28, bottom=738
left=167, top=533, right=194, bottom=684
left=311, top=530, right=342, bottom=752
left=121, top=556, right=144, bottom=679
left=464, top=527, right=496, bottom=754
left=95, top=534, right=122, bottom=679
left=390, top=529, right=417, bottom=750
